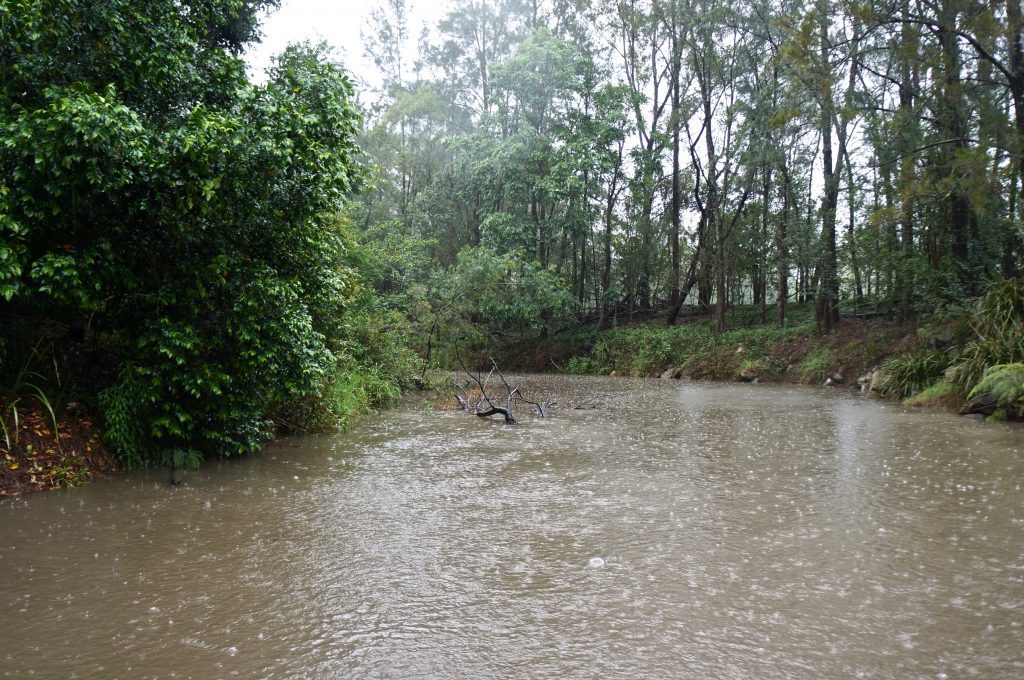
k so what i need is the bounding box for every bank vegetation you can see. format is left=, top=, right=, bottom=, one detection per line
left=2, top=0, right=1022, bottom=494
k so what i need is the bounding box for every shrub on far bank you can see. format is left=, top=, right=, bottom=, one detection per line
left=566, top=356, right=608, bottom=375
left=878, top=350, right=947, bottom=400
left=572, top=320, right=812, bottom=380
left=851, top=278, right=1024, bottom=413
left=948, top=278, right=1024, bottom=391
left=489, top=279, right=1023, bottom=422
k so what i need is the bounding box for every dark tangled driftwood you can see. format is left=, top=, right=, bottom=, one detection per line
left=453, top=357, right=563, bottom=425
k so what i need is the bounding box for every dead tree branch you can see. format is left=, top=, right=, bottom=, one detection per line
left=572, top=396, right=601, bottom=410
left=449, top=356, right=596, bottom=424
left=457, top=354, right=517, bottom=424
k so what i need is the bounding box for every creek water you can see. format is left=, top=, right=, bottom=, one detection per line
left=1, top=375, right=1022, bottom=679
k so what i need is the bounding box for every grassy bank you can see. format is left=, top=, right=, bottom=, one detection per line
left=500, top=303, right=912, bottom=386
left=497, top=281, right=1024, bottom=422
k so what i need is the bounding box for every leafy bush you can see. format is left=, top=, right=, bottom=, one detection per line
left=273, top=289, right=418, bottom=434
left=878, top=350, right=948, bottom=399
left=98, top=367, right=150, bottom=469
left=281, top=365, right=402, bottom=433
left=949, top=278, right=1024, bottom=390
left=2, top=5, right=367, bottom=466
left=440, top=246, right=576, bottom=337
left=628, top=330, right=676, bottom=376
left=566, top=356, right=607, bottom=375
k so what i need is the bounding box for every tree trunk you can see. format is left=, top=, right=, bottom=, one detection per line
left=597, top=152, right=622, bottom=331
left=843, top=154, right=862, bottom=298
left=666, top=214, right=707, bottom=325
left=1008, top=0, right=1024, bottom=205
left=819, top=115, right=840, bottom=331
left=698, top=254, right=712, bottom=312
left=936, top=0, right=973, bottom=291
left=775, top=163, right=790, bottom=327
left=759, top=162, right=772, bottom=324
left=897, top=9, right=918, bottom=320
left=668, top=25, right=682, bottom=312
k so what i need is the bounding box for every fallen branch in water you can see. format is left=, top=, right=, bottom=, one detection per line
left=511, top=383, right=556, bottom=416
left=458, top=355, right=517, bottom=424
left=488, top=359, right=557, bottom=417
left=447, top=357, right=592, bottom=423
left=571, top=396, right=601, bottom=410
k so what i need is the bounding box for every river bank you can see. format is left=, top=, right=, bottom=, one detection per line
left=498, top=307, right=915, bottom=386
left=5, top=289, right=1021, bottom=498
left=494, top=296, right=1022, bottom=422
left=0, top=405, right=117, bottom=497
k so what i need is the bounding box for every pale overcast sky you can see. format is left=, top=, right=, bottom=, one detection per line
left=244, top=0, right=443, bottom=86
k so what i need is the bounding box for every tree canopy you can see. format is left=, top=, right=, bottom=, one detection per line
left=352, top=0, right=1022, bottom=346
left=1, top=0, right=365, bottom=465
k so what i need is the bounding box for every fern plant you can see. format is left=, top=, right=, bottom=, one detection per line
left=968, top=363, right=1024, bottom=420
left=98, top=367, right=149, bottom=468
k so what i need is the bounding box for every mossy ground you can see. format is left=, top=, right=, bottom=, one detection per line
left=903, top=381, right=966, bottom=411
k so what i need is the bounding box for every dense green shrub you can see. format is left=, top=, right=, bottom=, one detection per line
left=949, top=278, right=1024, bottom=390
left=566, top=356, right=607, bottom=375
left=859, top=279, right=1022, bottom=405
left=414, top=246, right=576, bottom=368
left=442, top=247, right=576, bottom=337
left=879, top=350, right=948, bottom=399
left=1, top=3, right=367, bottom=466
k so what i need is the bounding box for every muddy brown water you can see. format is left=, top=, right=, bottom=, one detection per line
left=1, top=376, right=1022, bottom=679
